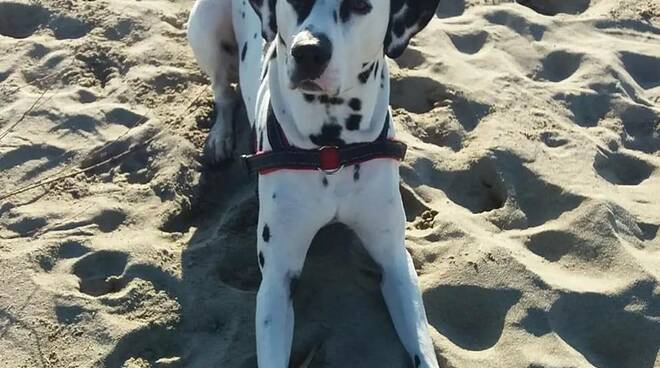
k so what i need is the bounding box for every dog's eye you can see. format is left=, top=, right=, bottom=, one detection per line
left=352, top=0, right=372, bottom=14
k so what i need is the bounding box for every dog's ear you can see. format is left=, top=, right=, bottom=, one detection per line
left=384, top=0, right=439, bottom=58
left=249, top=0, right=278, bottom=41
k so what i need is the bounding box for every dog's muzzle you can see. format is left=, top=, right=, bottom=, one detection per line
left=290, top=33, right=332, bottom=88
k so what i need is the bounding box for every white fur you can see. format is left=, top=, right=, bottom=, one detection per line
left=187, top=1, right=439, bottom=367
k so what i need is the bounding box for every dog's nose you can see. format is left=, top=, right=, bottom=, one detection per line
left=291, top=33, right=332, bottom=80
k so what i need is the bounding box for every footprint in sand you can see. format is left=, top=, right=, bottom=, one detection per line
left=532, top=50, right=584, bottom=83
left=424, top=285, right=522, bottom=351
left=104, top=18, right=140, bottom=41
left=554, top=90, right=612, bottom=127
left=72, top=250, right=129, bottom=297
left=637, top=222, right=659, bottom=241
left=0, top=3, right=90, bottom=40
left=525, top=230, right=583, bottom=262
left=0, top=144, right=73, bottom=181
left=548, top=281, right=660, bottom=368
left=48, top=14, right=91, bottom=40
left=485, top=10, right=547, bottom=41
left=75, top=46, right=128, bottom=88
left=0, top=2, right=50, bottom=39
left=403, top=156, right=508, bottom=215
left=36, top=240, right=92, bottom=271
left=390, top=76, right=491, bottom=131
left=593, top=150, right=654, bottom=185
left=58, top=240, right=92, bottom=259
left=436, top=0, right=465, bottom=18
left=403, top=152, right=585, bottom=229
left=516, top=0, right=591, bottom=16
left=75, top=88, right=98, bottom=104
left=619, top=51, right=660, bottom=90
left=394, top=47, right=426, bottom=69
left=103, top=325, right=182, bottom=368
left=447, top=31, right=489, bottom=55
left=619, top=104, right=660, bottom=153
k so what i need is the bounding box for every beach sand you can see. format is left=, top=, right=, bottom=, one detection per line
left=0, top=0, right=659, bottom=367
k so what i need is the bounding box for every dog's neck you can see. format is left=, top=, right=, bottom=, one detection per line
left=265, top=42, right=392, bottom=149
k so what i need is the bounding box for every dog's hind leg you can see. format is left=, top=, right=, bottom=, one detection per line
left=187, top=0, right=238, bottom=164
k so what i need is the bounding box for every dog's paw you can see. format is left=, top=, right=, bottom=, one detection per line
left=203, top=119, right=234, bottom=165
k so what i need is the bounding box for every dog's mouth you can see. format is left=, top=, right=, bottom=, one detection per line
left=291, top=79, right=324, bottom=93
left=299, top=80, right=324, bottom=92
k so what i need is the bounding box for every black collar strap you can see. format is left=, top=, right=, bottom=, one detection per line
left=243, top=107, right=407, bottom=175
left=243, top=140, right=407, bottom=175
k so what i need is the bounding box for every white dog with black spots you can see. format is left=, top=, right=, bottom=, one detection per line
left=187, top=0, right=440, bottom=366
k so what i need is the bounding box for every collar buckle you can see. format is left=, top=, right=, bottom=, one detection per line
left=318, top=146, right=343, bottom=175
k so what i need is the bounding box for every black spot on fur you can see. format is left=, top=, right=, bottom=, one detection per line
left=346, top=114, right=362, bottom=131
left=287, top=0, right=315, bottom=23
left=289, top=276, right=299, bottom=300
left=267, top=0, right=277, bottom=38
left=373, top=60, right=379, bottom=78
left=358, top=62, right=375, bottom=83
left=259, top=252, right=265, bottom=268
left=333, top=10, right=338, bottom=23
left=414, top=355, right=421, bottom=367
left=221, top=41, right=237, bottom=55
left=353, top=164, right=360, bottom=181
left=322, top=176, right=328, bottom=186
left=258, top=130, right=264, bottom=151
left=310, top=124, right=345, bottom=146
left=241, top=42, right=248, bottom=61
left=262, top=224, right=271, bottom=242
left=278, top=33, right=287, bottom=47
left=303, top=94, right=315, bottom=102
left=349, top=98, right=362, bottom=111
left=319, top=95, right=344, bottom=105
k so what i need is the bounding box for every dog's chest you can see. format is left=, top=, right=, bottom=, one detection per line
left=261, top=162, right=370, bottom=202
left=253, top=62, right=392, bottom=151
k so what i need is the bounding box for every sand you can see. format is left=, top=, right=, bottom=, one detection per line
left=0, top=0, right=659, bottom=367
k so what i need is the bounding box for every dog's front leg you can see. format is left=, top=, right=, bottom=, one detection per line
left=344, top=162, right=440, bottom=368
left=255, top=175, right=334, bottom=368
left=256, top=264, right=299, bottom=367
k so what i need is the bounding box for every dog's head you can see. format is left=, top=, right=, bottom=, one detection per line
left=249, top=0, right=439, bottom=95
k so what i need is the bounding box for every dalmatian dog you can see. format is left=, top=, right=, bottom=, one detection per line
left=187, top=0, right=440, bottom=366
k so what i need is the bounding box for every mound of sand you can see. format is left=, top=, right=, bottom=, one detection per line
left=0, top=0, right=658, bottom=367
